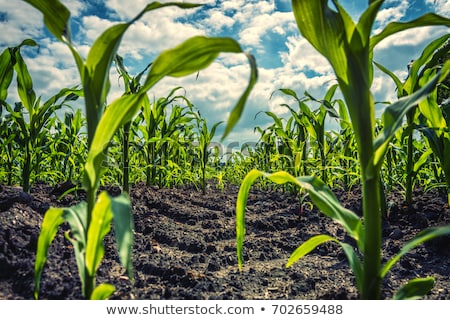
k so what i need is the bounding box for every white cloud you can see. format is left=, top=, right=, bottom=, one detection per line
left=0, top=0, right=43, bottom=46
left=281, top=36, right=333, bottom=75
left=375, top=0, right=409, bottom=27
left=63, top=0, right=86, bottom=17
left=79, top=15, right=115, bottom=45
left=202, top=11, right=235, bottom=31
left=238, top=11, right=294, bottom=47
left=426, top=0, right=450, bottom=15
left=119, top=19, right=204, bottom=61
left=105, top=0, right=205, bottom=21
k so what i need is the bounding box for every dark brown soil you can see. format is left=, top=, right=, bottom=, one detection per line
left=0, top=181, right=449, bottom=300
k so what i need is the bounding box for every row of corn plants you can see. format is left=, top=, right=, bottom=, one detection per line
left=0, top=49, right=233, bottom=193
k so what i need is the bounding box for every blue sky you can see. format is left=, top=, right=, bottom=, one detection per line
left=1, top=0, right=449, bottom=151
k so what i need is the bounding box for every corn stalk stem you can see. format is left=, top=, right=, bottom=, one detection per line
left=84, top=184, right=97, bottom=298
left=122, top=122, right=131, bottom=193
left=361, top=174, right=382, bottom=299
left=405, top=109, right=416, bottom=205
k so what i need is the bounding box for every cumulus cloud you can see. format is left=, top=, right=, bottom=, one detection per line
left=0, top=1, right=43, bottom=46
left=425, top=0, right=450, bottom=15
left=281, top=36, right=333, bottom=75
left=375, top=0, right=410, bottom=27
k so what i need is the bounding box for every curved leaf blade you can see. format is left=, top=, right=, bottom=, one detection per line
left=84, top=94, right=144, bottom=189
left=393, top=277, right=435, bottom=300
left=85, top=192, right=113, bottom=277
left=91, top=283, right=116, bottom=300
left=266, top=171, right=363, bottom=242
left=291, top=0, right=348, bottom=82
left=34, top=207, right=65, bottom=299
left=381, top=225, right=450, bottom=278
left=63, top=201, right=88, bottom=293
left=286, top=234, right=338, bottom=267
left=286, top=236, right=363, bottom=293
left=370, top=13, right=450, bottom=51
left=236, top=169, right=363, bottom=270
left=22, top=0, right=71, bottom=43
left=110, top=193, right=134, bottom=280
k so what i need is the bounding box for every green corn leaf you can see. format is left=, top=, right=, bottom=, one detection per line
left=22, top=0, right=84, bottom=77
left=291, top=0, right=348, bottom=83
left=340, top=242, right=363, bottom=293
left=31, top=87, right=82, bottom=136
left=418, top=69, right=447, bottom=130
left=286, top=234, right=338, bottom=267
left=13, top=47, right=36, bottom=114
left=393, top=277, right=435, bottom=300
left=0, top=39, right=38, bottom=101
left=412, top=149, right=433, bottom=175
left=90, top=283, right=116, bottom=300
left=22, top=0, right=71, bottom=43
left=381, top=225, right=450, bottom=278
left=34, top=207, right=66, bottom=299
left=404, top=34, right=450, bottom=95
left=286, top=235, right=363, bottom=293
left=420, top=126, right=445, bottom=162
left=266, top=171, right=363, bottom=241
left=85, top=192, right=114, bottom=277
left=263, top=111, right=285, bottom=129
left=85, top=36, right=257, bottom=189
left=236, top=169, right=363, bottom=269
left=354, top=0, right=384, bottom=48
left=373, top=61, right=404, bottom=97
left=84, top=23, right=129, bottom=120
left=84, top=93, right=145, bottom=190
left=110, top=193, right=134, bottom=280
left=24, top=0, right=203, bottom=144
left=373, top=71, right=444, bottom=170
left=63, top=202, right=88, bottom=293
left=0, top=48, right=13, bottom=101
left=278, top=88, right=302, bottom=102
left=370, top=13, right=450, bottom=51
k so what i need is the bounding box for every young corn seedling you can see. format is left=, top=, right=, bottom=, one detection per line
left=236, top=0, right=450, bottom=300
left=192, top=111, right=222, bottom=193
left=55, top=109, right=87, bottom=184
left=26, top=0, right=257, bottom=300
left=275, top=85, right=341, bottom=184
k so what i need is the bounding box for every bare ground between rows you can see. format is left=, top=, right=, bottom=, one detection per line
left=0, top=181, right=449, bottom=300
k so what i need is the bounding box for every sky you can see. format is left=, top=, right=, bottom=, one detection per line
left=1, top=0, right=449, bottom=154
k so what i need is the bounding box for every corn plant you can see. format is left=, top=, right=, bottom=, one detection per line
left=0, top=109, right=22, bottom=185
left=375, top=34, right=450, bottom=204
left=276, top=85, right=341, bottom=183
left=0, top=39, right=25, bottom=185
left=26, top=0, right=256, bottom=300
left=136, top=87, right=194, bottom=187
left=55, top=109, right=87, bottom=183
left=236, top=0, right=450, bottom=300
left=0, top=39, right=81, bottom=192
left=192, top=110, right=222, bottom=193
left=113, top=55, right=152, bottom=193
